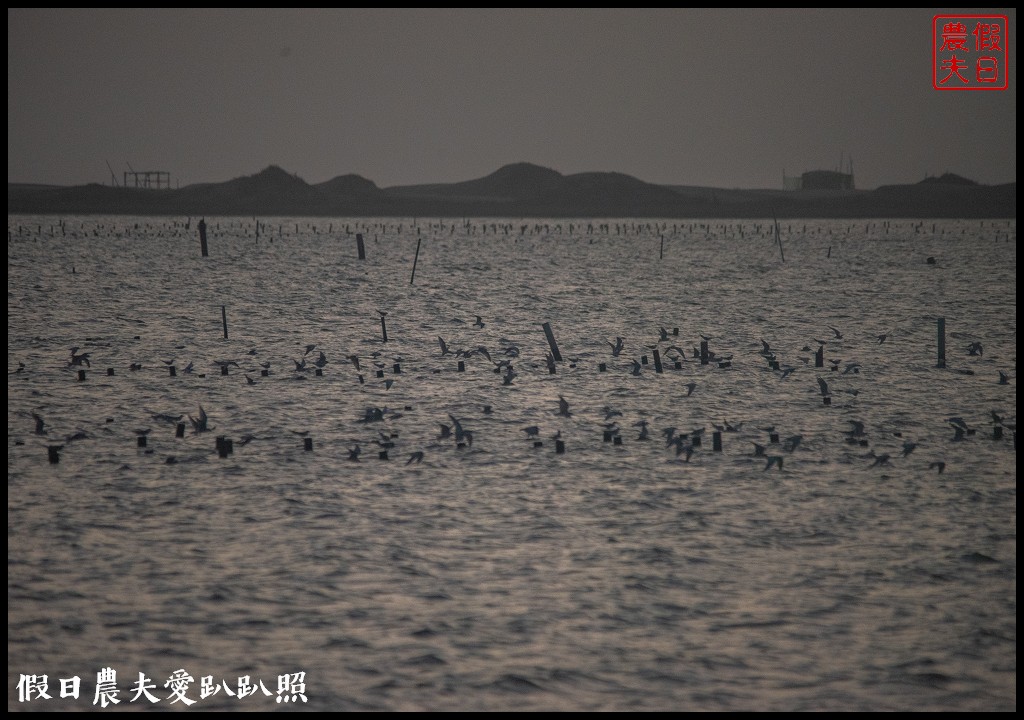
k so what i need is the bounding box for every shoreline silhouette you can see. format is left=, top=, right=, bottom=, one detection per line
left=8, top=163, right=1016, bottom=219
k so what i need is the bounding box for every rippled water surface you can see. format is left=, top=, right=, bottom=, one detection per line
left=8, top=216, right=1016, bottom=711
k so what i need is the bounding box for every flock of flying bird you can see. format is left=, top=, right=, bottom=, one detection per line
left=14, top=317, right=1014, bottom=473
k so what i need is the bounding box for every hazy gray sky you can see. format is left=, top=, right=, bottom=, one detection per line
left=7, top=8, right=1016, bottom=190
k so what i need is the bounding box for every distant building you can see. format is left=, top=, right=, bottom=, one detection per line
left=123, top=170, right=171, bottom=189
left=801, top=170, right=854, bottom=190
left=783, top=169, right=855, bottom=190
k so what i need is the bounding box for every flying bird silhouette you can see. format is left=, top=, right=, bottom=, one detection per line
left=69, top=350, right=91, bottom=368
left=664, top=345, right=688, bottom=362
left=558, top=396, right=571, bottom=417
left=863, top=450, right=890, bottom=467
left=603, top=407, right=623, bottom=421
left=188, top=405, right=211, bottom=434
left=448, top=414, right=467, bottom=443
left=845, top=420, right=866, bottom=437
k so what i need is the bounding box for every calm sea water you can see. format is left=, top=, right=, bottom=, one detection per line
left=8, top=216, right=1016, bottom=711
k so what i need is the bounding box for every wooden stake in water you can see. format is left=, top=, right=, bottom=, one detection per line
left=221, top=305, right=228, bottom=339
left=773, top=212, right=785, bottom=263
left=659, top=235, right=664, bottom=260
left=652, top=349, right=663, bottom=373
left=541, top=322, right=563, bottom=362
left=356, top=233, right=366, bottom=261
left=937, top=317, right=946, bottom=368
left=380, top=315, right=388, bottom=343
left=199, top=218, right=208, bottom=257
left=410, top=238, right=422, bottom=285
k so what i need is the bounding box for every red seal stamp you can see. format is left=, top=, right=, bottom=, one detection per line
left=934, top=15, right=1009, bottom=90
